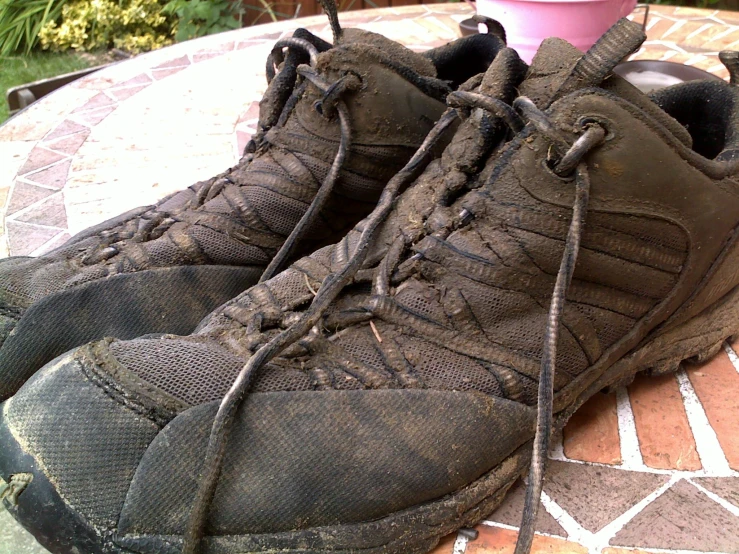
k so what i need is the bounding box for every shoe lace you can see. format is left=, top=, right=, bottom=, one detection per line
left=177, top=12, right=658, bottom=551
left=80, top=24, right=354, bottom=276
left=178, top=71, right=607, bottom=553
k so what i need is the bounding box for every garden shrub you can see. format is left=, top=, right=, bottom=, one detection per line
left=39, top=0, right=175, bottom=53
left=163, top=0, right=244, bottom=42
left=0, top=0, right=68, bottom=55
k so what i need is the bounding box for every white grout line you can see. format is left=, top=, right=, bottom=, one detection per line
left=708, top=63, right=729, bottom=74
left=28, top=230, right=66, bottom=257
left=605, top=547, right=730, bottom=554
left=685, top=23, right=714, bottom=40
left=704, top=25, right=738, bottom=44
left=616, top=387, right=646, bottom=470
left=538, top=452, right=739, bottom=477
left=683, top=54, right=708, bottom=67
left=478, top=519, right=565, bottom=539
left=645, top=14, right=661, bottom=32
left=589, top=474, right=680, bottom=549
left=675, top=369, right=732, bottom=476
left=643, top=40, right=689, bottom=54
left=659, top=50, right=679, bottom=61
left=662, top=20, right=687, bottom=39
left=688, top=478, right=739, bottom=518
left=452, top=532, right=468, bottom=554
left=533, top=477, right=681, bottom=552
left=723, top=342, right=739, bottom=376
left=4, top=191, right=64, bottom=223
left=539, top=490, right=591, bottom=544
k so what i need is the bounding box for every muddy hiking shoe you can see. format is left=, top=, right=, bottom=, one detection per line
left=0, top=3, right=507, bottom=402
left=6, top=18, right=739, bottom=554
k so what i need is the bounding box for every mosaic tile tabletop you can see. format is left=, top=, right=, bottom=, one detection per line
left=1, top=4, right=739, bottom=554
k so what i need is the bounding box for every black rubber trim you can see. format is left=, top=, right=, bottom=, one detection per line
left=0, top=409, right=114, bottom=554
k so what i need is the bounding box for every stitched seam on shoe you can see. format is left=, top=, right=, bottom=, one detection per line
left=76, top=341, right=183, bottom=428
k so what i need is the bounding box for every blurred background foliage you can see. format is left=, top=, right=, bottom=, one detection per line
left=0, top=0, right=736, bottom=122
left=1, top=0, right=735, bottom=58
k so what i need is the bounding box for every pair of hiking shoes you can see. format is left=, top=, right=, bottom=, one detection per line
left=3, top=2, right=739, bottom=552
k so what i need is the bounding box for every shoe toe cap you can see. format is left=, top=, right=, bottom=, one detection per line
left=118, top=388, right=536, bottom=540
left=0, top=349, right=161, bottom=533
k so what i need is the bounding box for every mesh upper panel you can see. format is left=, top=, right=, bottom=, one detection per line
left=108, top=338, right=313, bottom=405
left=394, top=284, right=448, bottom=324
left=190, top=226, right=269, bottom=266
left=399, top=335, right=502, bottom=395
left=267, top=268, right=313, bottom=309
left=109, top=338, right=246, bottom=406
left=574, top=303, right=636, bottom=351
left=140, top=236, right=185, bottom=267
left=332, top=327, right=387, bottom=371
left=242, top=187, right=309, bottom=237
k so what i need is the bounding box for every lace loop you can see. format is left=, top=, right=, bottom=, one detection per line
left=555, top=123, right=606, bottom=176
left=448, top=90, right=524, bottom=132
left=514, top=143, right=600, bottom=554
left=258, top=65, right=359, bottom=283
left=268, top=37, right=320, bottom=78
left=513, top=97, right=571, bottom=155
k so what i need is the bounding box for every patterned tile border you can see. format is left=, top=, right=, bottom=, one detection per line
left=3, top=3, right=739, bottom=553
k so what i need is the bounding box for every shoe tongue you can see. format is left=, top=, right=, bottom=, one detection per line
left=336, top=28, right=437, bottom=77
left=520, top=18, right=645, bottom=107
left=518, top=19, right=693, bottom=148
left=517, top=37, right=583, bottom=107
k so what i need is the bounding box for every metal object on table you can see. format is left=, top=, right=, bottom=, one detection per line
left=613, top=60, right=722, bottom=92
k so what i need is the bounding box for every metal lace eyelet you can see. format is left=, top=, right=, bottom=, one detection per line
left=577, top=116, right=615, bottom=141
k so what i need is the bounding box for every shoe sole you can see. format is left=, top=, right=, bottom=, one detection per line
left=2, top=284, right=739, bottom=553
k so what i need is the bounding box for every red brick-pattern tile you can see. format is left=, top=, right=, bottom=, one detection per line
left=466, top=525, right=588, bottom=554
left=154, top=55, right=191, bottom=69
left=694, top=476, right=739, bottom=510
left=628, top=373, right=701, bottom=471
left=687, top=351, right=739, bottom=471
left=236, top=131, right=254, bottom=156
left=17, top=147, right=67, bottom=176
left=487, top=479, right=565, bottom=537
left=22, top=159, right=72, bottom=190
left=6, top=222, right=63, bottom=256
left=429, top=533, right=456, bottom=554
left=602, top=548, right=650, bottom=554
left=562, top=391, right=621, bottom=464
left=115, top=74, right=153, bottom=88
left=644, top=18, right=681, bottom=42
left=70, top=106, right=116, bottom=126
left=71, top=92, right=116, bottom=113
left=611, top=480, right=739, bottom=551
left=43, top=130, right=90, bottom=156
left=151, top=67, right=188, bottom=80
left=543, top=461, right=669, bottom=533
left=15, top=193, right=67, bottom=228
left=6, top=182, right=55, bottom=216
left=44, top=119, right=89, bottom=140
left=109, top=85, right=149, bottom=102
left=193, top=52, right=227, bottom=63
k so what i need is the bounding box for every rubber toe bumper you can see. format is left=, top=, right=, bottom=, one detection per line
left=0, top=351, right=161, bottom=553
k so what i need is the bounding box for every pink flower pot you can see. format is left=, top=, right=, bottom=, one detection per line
left=476, top=0, right=638, bottom=63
